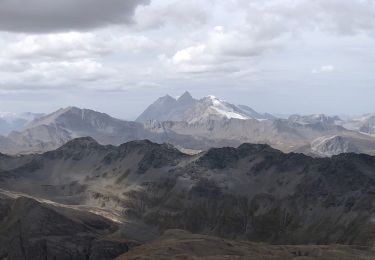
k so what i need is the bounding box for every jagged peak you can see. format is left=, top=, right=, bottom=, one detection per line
left=119, top=139, right=180, bottom=153
left=237, top=143, right=273, bottom=152
left=177, top=91, right=194, bottom=101
left=120, top=139, right=155, bottom=148
left=157, top=94, right=176, bottom=102
left=57, top=136, right=99, bottom=150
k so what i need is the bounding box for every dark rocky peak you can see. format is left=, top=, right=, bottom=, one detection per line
left=237, top=143, right=275, bottom=155
left=197, top=144, right=290, bottom=169
left=117, top=140, right=188, bottom=174
left=46, top=137, right=106, bottom=160
left=57, top=136, right=100, bottom=149
left=119, top=140, right=184, bottom=157
left=119, top=139, right=158, bottom=151
left=197, top=147, right=240, bottom=169
left=331, top=152, right=375, bottom=166
left=137, top=143, right=187, bottom=174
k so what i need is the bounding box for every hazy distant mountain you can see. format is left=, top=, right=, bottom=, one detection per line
left=2, top=138, right=375, bottom=249
left=342, top=113, right=375, bottom=135
left=145, top=115, right=375, bottom=155
left=0, top=106, right=210, bottom=155
left=288, top=114, right=343, bottom=126
left=0, top=112, right=43, bottom=135
left=0, top=99, right=374, bottom=157
left=134, top=92, right=375, bottom=156
left=136, top=91, right=274, bottom=123
left=4, top=107, right=158, bottom=154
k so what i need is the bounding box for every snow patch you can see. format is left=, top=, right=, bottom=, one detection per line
left=211, top=107, right=249, bottom=120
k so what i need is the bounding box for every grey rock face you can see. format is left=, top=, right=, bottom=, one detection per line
left=310, top=135, right=360, bottom=157
left=136, top=92, right=197, bottom=123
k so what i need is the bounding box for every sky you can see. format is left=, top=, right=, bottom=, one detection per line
left=0, top=0, right=374, bottom=119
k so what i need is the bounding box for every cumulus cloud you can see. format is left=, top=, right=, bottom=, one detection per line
left=0, top=0, right=149, bottom=33
left=153, top=0, right=375, bottom=79
left=161, top=24, right=283, bottom=75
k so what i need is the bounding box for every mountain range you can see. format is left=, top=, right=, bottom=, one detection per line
left=136, top=91, right=275, bottom=123
left=0, top=92, right=374, bottom=157
left=1, top=137, right=375, bottom=258
left=1, top=91, right=375, bottom=258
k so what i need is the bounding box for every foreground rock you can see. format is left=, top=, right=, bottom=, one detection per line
left=0, top=192, right=130, bottom=260
left=1, top=138, right=375, bottom=247
left=118, top=229, right=375, bottom=260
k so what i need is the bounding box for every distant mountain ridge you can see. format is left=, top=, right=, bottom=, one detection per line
left=343, top=113, right=375, bottom=135
left=0, top=93, right=374, bottom=156
left=136, top=91, right=275, bottom=123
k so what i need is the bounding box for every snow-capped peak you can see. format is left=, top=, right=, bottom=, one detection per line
left=202, top=95, right=250, bottom=120
left=137, top=92, right=274, bottom=123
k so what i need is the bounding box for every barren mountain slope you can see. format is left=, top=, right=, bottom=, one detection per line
left=0, top=190, right=131, bottom=259
left=118, top=229, right=375, bottom=260
left=1, top=138, right=375, bottom=246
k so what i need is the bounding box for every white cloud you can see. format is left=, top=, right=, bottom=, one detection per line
left=172, top=45, right=207, bottom=65
left=312, top=65, right=335, bottom=74
left=0, top=32, right=156, bottom=61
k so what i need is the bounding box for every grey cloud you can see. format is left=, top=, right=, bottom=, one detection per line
left=242, top=0, right=375, bottom=37
left=133, top=0, right=209, bottom=31
left=0, top=0, right=150, bottom=33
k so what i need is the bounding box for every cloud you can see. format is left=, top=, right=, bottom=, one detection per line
left=0, top=0, right=149, bottom=33
left=0, top=0, right=374, bottom=107
left=312, top=65, right=335, bottom=74
left=162, top=24, right=283, bottom=75
left=133, top=0, right=209, bottom=30
left=172, top=45, right=207, bottom=65
left=0, top=32, right=156, bottom=60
